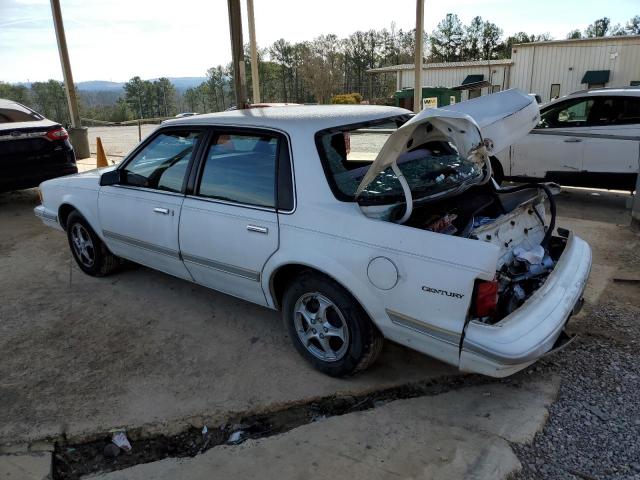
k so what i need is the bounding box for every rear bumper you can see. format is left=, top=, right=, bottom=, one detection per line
left=0, top=164, right=77, bottom=192
left=459, top=233, right=592, bottom=377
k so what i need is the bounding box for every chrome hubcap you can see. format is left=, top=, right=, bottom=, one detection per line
left=293, top=292, right=349, bottom=362
left=71, top=224, right=95, bottom=267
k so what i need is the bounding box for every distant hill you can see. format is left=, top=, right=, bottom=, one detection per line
left=75, top=77, right=207, bottom=92
left=162, top=77, right=207, bottom=91
left=77, top=80, right=125, bottom=91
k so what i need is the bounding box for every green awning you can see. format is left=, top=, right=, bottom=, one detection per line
left=462, top=74, right=484, bottom=85
left=581, top=70, right=610, bottom=84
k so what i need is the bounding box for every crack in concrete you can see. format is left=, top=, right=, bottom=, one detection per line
left=52, top=373, right=505, bottom=479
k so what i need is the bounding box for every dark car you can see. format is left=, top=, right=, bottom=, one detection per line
left=0, top=99, right=77, bottom=192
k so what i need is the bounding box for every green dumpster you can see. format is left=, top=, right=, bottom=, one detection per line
left=395, top=87, right=461, bottom=110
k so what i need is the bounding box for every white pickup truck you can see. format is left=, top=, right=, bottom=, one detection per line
left=35, top=90, right=591, bottom=377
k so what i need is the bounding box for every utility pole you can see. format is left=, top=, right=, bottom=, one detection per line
left=227, top=0, right=248, bottom=109
left=247, top=0, right=260, bottom=104
left=50, top=0, right=90, bottom=158
left=413, top=0, right=424, bottom=113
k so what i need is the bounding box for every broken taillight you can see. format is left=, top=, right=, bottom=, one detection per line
left=473, top=280, right=498, bottom=317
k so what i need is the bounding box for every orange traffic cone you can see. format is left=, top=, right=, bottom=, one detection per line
left=96, top=137, right=108, bottom=168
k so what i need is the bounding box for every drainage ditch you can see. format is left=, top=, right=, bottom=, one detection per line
left=53, top=373, right=501, bottom=479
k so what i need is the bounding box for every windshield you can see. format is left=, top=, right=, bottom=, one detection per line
left=316, top=116, right=483, bottom=204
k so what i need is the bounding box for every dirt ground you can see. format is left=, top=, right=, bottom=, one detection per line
left=0, top=183, right=637, bottom=479
left=0, top=188, right=456, bottom=446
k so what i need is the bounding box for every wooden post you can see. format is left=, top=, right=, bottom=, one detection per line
left=413, top=0, right=424, bottom=113
left=247, top=0, right=260, bottom=104
left=50, top=0, right=90, bottom=158
left=50, top=0, right=80, bottom=128
left=227, top=0, right=248, bottom=109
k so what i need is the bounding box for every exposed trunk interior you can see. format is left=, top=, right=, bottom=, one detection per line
left=362, top=181, right=563, bottom=324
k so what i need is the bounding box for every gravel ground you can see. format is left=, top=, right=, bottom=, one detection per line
left=512, top=235, right=640, bottom=480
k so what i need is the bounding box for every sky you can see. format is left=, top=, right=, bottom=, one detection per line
left=0, top=0, right=637, bottom=83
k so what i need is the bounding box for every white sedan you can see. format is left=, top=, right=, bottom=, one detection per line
left=35, top=90, right=591, bottom=377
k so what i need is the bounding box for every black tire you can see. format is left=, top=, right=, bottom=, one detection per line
left=490, top=156, right=505, bottom=185
left=282, top=271, right=384, bottom=377
left=66, top=211, right=120, bottom=277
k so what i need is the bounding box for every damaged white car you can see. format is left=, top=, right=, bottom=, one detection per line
left=35, top=90, right=591, bottom=377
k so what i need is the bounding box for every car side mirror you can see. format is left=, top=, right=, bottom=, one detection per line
left=100, top=169, right=122, bottom=186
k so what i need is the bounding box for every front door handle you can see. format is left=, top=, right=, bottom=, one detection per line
left=247, top=225, right=268, bottom=234
left=153, top=207, right=170, bottom=215
left=563, top=138, right=583, bottom=143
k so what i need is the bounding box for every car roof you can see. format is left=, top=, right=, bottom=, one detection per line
left=162, top=105, right=411, bottom=132
left=568, top=86, right=640, bottom=97
left=542, top=86, right=640, bottom=110
left=0, top=98, right=25, bottom=108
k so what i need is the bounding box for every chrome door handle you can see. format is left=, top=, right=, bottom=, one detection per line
left=247, top=225, right=268, bottom=234
left=153, top=207, right=170, bottom=214
left=563, top=138, right=583, bottom=143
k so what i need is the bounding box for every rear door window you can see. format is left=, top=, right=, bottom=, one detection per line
left=590, top=96, right=640, bottom=126
left=197, top=132, right=278, bottom=208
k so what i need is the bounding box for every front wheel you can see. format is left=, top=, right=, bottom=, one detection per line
left=66, top=211, right=120, bottom=277
left=282, top=272, right=383, bottom=377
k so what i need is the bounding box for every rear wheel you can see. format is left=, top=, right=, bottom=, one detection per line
left=66, top=211, right=120, bottom=276
left=282, top=272, right=383, bottom=376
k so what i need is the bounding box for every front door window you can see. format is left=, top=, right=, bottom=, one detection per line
left=538, top=98, right=595, bottom=128
left=122, top=130, right=203, bottom=192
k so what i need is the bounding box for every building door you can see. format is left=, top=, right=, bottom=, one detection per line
left=468, top=89, right=481, bottom=100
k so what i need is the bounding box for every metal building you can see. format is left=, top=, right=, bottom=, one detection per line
left=369, top=35, right=640, bottom=104
left=510, top=35, right=640, bottom=101
left=370, top=59, right=513, bottom=101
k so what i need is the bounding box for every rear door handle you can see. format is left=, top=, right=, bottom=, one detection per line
left=247, top=225, right=268, bottom=234
left=153, top=207, right=170, bottom=214
left=563, top=138, right=583, bottom=143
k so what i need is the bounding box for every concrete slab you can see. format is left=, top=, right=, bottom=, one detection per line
left=90, top=378, right=558, bottom=480
left=0, top=189, right=456, bottom=446
left=408, top=377, right=560, bottom=444
left=0, top=452, right=51, bottom=480
left=89, top=425, right=519, bottom=480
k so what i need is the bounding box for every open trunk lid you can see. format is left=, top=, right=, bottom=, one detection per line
left=355, top=89, right=539, bottom=196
